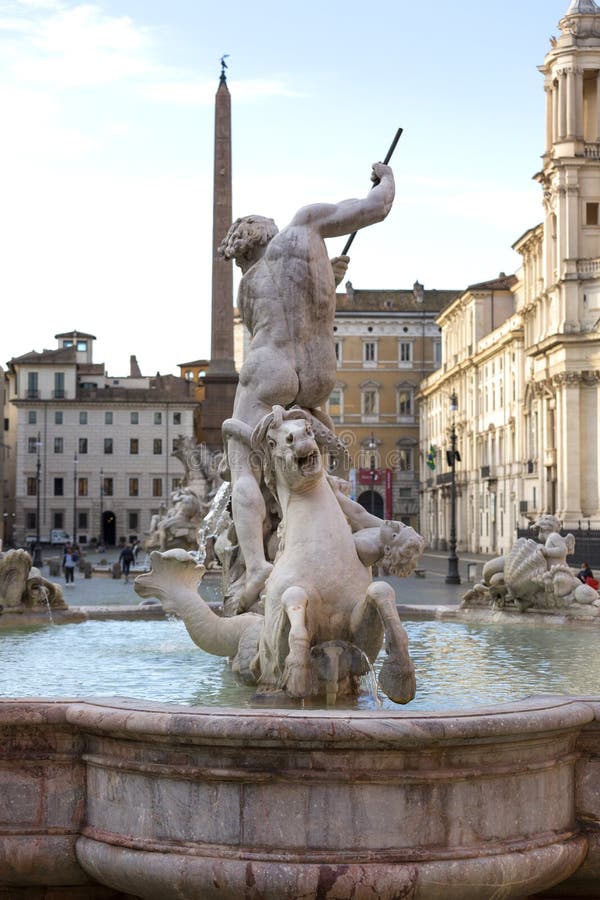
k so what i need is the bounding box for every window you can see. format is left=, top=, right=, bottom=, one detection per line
left=363, top=342, right=377, bottom=364
left=78, top=438, right=88, bottom=454
left=130, top=412, right=139, bottom=425
left=26, top=511, right=36, bottom=529
left=397, top=448, right=413, bottom=472
left=152, top=478, right=163, bottom=497
left=28, top=411, right=37, bottom=425
left=362, top=389, right=378, bottom=418
left=586, top=202, right=599, bottom=226
left=54, top=372, right=65, bottom=399
left=327, top=389, right=343, bottom=423
left=79, top=412, right=87, bottom=425
left=27, top=437, right=37, bottom=453
left=55, top=411, right=63, bottom=425
left=130, top=438, right=139, bottom=455
left=399, top=342, right=412, bottom=364
left=433, top=341, right=442, bottom=366
left=105, top=412, right=113, bottom=425
left=154, top=412, right=162, bottom=425
left=129, top=477, right=139, bottom=497
left=27, top=372, right=38, bottom=399
left=78, top=511, right=88, bottom=529
left=398, top=389, right=412, bottom=417
left=173, top=412, right=181, bottom=425
left=128, top=512, right=139, bottom=530
left=334, top=341, right=342, bottom=364
left=54, top=477, right=64, bottom=496
left=103, top=477, right=113, bottom=497
left=172, top=478, right=182, bottom=491
left=54, top=437, right=64, bottom=454
left=104, top=438, right=113, bottom=454
left=153, top=439, right=162, bottom=455
left=78, top=477, right=88, bottom=497
left=76, top=340, right=87, bottom=352
left=53, top=512, right=64, bottom=529
left=184, top=371, right=194, bottom=381
left=27, top=477, right=37, bottom=496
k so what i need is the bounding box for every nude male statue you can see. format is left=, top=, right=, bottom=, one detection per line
left=218, top=162, right=395, bottom=604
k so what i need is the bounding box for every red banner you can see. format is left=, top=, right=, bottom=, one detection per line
left=358, top=468, right=383, bottom=485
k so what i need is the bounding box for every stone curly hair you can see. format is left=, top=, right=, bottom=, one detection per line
left=218, top=215, right=279, bottom=261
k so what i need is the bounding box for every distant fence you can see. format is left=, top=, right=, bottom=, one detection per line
left=517, top=525, right=600, bottom=570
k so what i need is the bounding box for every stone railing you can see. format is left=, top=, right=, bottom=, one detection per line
left=3, top=695, right=600, bottom=898
left=584, top=142, right=600, bottom=159
left=578, top=257, right=600, bottom=278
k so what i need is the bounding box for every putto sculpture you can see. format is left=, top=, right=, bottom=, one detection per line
left=144, top=435, right=221, bottom=553
left=136, top=164, right=425, bottom=704
left=462, top=514, right=600, bottom=615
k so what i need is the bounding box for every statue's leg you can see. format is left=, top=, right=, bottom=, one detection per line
left=228, top=436, right=273, bottom=606
left=365, top=581, right=416, bottom=705
left=280, top=586, right=316, bottom=698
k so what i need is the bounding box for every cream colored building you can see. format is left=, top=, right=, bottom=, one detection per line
left=419, top=0, right=600, bottom=554
left=5, top=331, right=197, bottom=548
left=330, top=282, right=458, bottom=528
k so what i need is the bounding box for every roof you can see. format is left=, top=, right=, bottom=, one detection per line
left=7, top=347, right=77, bottom=367
left=566, top=0, right=600, bottom=14
left=54, top=330, right=97, bottom=340
left=335, top=286, right=461, bottom=315
left=465, top=274, right=518, bottom=292
left=178, top=359, right=210, bottom=368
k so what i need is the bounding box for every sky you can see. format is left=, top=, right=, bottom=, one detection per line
left=0, top=0, right=573, bottom=376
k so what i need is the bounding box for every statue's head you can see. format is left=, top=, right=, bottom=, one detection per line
left=379, top=521, right=425, bottom=578
left=251, top=405, right=321, bottom=497
left=218, top=215, right=278, bottom=268
left=532, top=514, right=562, bottom=539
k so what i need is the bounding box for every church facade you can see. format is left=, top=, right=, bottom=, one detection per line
left=419, top=0, right=600, bottom=554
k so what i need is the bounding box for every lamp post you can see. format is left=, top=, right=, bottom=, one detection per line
left=368, top=432, right=377, bottom=514
left=100, top=467, right=104, bottom=545
left=445, top=391, right=461, bottom=585
left=73, top=453, right=78, bottom=546
left=33, top=432, right=43, bottom=568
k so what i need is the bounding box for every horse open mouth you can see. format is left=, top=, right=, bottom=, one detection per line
left=298, top=450, right=320, bottom=475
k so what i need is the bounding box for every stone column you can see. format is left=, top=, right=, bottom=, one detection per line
left=558, top=71, right=567, bottom=140
left=545, top=83, right=554, bottom=152
left=555, top=373, right=583, bottom=524
left=553, top=82, right=560, bottom=146
left=596, top=72, right=600, bottom=142
left=574, top=68, right=583, bottom=139
left=566, top=68, right=576, bottom=138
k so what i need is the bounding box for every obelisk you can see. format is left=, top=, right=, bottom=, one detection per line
left=201, top=56, right=238, bottom=449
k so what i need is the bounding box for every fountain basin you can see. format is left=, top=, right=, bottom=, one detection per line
left=2, top=694, right=600, bottom=899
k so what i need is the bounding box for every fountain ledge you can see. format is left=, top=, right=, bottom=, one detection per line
left=3, top=694, right=600, bottom=898
left=398, top=602, right=600, bottom=628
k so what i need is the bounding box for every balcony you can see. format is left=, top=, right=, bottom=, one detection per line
left=53, top=390, right=66, bottom=399
left=584, top=142, right=600, bottom=159
left=26, top=390, right=39, bottom=400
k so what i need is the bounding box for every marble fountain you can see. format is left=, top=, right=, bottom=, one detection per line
left=3, top=166, right=600, bottom=899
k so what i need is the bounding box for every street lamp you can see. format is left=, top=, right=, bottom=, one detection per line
left=33, top=432, right=43, bottom=568
left=445, top=391, right=461, bottom=585
left=73, top=452, right=78, bottom=545
left=100, top=467, right=104, bottom=545
left=368, top=432, right=378, bottom=515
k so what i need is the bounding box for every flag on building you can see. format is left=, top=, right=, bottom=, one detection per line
left=426, top=445, right=436, bottom=470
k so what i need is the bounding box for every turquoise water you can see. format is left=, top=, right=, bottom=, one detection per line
left=1, top=617, right=598, bottom=711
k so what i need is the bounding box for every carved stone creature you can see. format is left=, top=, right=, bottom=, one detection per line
left=462, top=514, right=600, bottom=613
left=136, top=406, right=423, bottom=705
left=0, top=549, right=67, bottom=611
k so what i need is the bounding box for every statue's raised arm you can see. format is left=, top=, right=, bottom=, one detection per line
left=289, top=163, right=395, bottom=239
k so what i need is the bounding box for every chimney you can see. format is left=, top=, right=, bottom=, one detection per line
left=130, top=355, right=142, bottom=377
